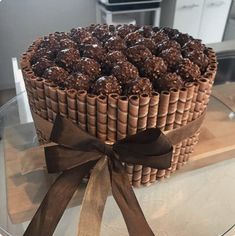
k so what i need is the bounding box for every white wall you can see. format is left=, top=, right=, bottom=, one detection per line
left=0, top=0, right=96, bottom=90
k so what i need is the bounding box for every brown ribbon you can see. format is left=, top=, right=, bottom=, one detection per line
left=24, top=111, right=206, bottom=236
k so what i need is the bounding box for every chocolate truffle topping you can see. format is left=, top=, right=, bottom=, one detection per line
left=155, top=73, right=183, bottom=91
left=29, top=24, right=211, bottom=95
left=32, top=57, right=55, bottom=76
left=43, top=66, right=69, bottom=86
left=142, top=56, right=167, bottom=80
left=56, top=48, right=80, bottom=71
left=126, top=77, right=153, bottom=95
left=82, top=44, right=106, bottom=62
left=93, top=75, right=122, bottom=95
left=112, top=61, right=139, bottom=84
left=65, top=72, right=91, bottom=90
left=176, top=58, right=201, bottom=82
left=126, top=45, right=152, bottom=65
left=159, top=48, right=183, bottom=70
left=74, top=57, right=101, bottom=81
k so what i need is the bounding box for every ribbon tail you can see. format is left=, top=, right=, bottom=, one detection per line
left=24, top=161, right=95, bottom=236
left=78, top=156, right=111, bottom=236
left=109, top=158, right=155, bottom=236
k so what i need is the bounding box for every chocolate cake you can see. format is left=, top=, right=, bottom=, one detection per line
left=21, top=24, right=217, bottom=186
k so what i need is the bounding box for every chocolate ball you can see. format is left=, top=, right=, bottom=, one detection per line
left=43, top=66, right=69, bottom=86
left=74, top=57, right=101, bottom=81
left=92, top=24, right=112, bottom=42
left=55, top=48, right=80, bottom=71
left=82, top=44, right=106, bottom=62
left=142, top=56, right=167, bottom=80
left=124, top=32, right=143, bottom=47
left=159, top=48, right=183, bottom=70
left=93, top=75, right=122, bottom=95
left=156, top=40, right=181, bottom=53
left=151, top=31, right=169, bottom=44
left=173, top=33, right=193, bottom=46
left=104, top=51, right=127, bottom=68
left=85, top=24, right=97, bottom=33
left=112, top=61, right=139, bottom=85
left=126, top=45, right=152, bottom=65
left=135, top=38, right=155, bottom=53
left=30, top=48, right=55, bottom=65
left=116, top=24, right=136, bottom=38
left=160, top=27, right=180, bottom=39
left=182, top=39, right=205, bottom=53
left=155, top=73, right=183, bottom=91
left=136, top=26, right=153, bottom=38
left=126, top=77, right=153, bottom=95
left=104, top=36, right=126, bottom=51
left=176, top=58, right=201, bottom=82
left=53, top=32, right=69, bottom=41
left=59, top=38, right=77, bottom=50
left=32, top=57, right=55, bottom=76
left=70, top=27, right=92, bottom=43
left=184, top=51, right=209, bottom=72
left=39, top=36, right=60, bottom=53
left=65, top=73, right=91, bottom=90
left=109, top=24, right=116, bottom=33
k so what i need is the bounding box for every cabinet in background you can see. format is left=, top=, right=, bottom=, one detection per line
left=160, top=0, right=232, bottom=43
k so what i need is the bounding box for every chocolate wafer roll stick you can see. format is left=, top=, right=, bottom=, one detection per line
left=20, top=53, right=30, bottom=70
left=147, top=92, right=159, bottom=129
left=188, top=83, right=199, bottom=122
left=107, top=93, right=119, bottom=142
left=165, top=89, right=180, bottom=131
left=128, top=95, right=141, bottom=187
left=35, top=78, right=47, bottom=119
left=49, top=85, right=59, bottom=121
left=137, top=94, right=151, bottom=186
left=147, top=92, right=160, bottom=183
left=44, top=80, right=53, bottom=121
left=67, top=89, right=77, bottom=123
left=87, top=94, right=97, bottom=136
left=97, top=95, right=108, bottom=142
left=77, top=90, right=87, bottom=131
left=117, top=96, right=128, bottom=140
left=57, top=88, right=67, bottom=118
left=155, top=91, right=170, bottom=180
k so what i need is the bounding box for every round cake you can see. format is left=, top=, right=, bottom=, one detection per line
left=21, top=24, right=217, bottom=187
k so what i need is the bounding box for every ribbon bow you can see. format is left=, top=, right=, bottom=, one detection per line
left=24, top=112, right=205, bottom=236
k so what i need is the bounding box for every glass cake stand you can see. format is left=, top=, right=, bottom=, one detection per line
left=1, top=91, right=235, bottom=236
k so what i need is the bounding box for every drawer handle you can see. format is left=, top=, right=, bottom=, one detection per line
left=179, top=4, right=200, bottom=10
left=207, top=1, right=225, bottom=7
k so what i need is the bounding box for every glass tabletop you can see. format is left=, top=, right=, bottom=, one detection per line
left=1, top=91, right=235, bottom=236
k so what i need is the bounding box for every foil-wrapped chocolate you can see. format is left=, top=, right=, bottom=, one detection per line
left=160, top=27, right=180, bottom=39
left=142, top=56, right=167, bottom=80
left=59, top=38, right=77, bottom=50
left=124, top=32, right=143, bottom=47
left=126, top=77, right=153, bottom=95
left=182, top=39, right=205, bottom=53
left=32, top=57, right=55, bottom=77
left=104, top=51, right=127, bottom=68
left=104, top=36, right=126, bottom=51
left=55, top=48, right=80, bottom=71
left=126, top=45, right=152, bottom=65
left=30, top=47, right=55, bottom=65
left=82, top=44, right=106, bottom=62
left=65, top=72, right=91, bottom=91
left=159, top=48, right=183, bottom=70
left=43, top=66, right=69, bottom=86
left=92, top=75, right=122, bottom=95
left=112, top=61, right=139, bottom=84
left=155, top=73, right=183, bottom=91
left=92, top=24, right=112, bottom=42
left=176, top=58, right=201, bottom=82
left=74, top=57, right=101, bottom=81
